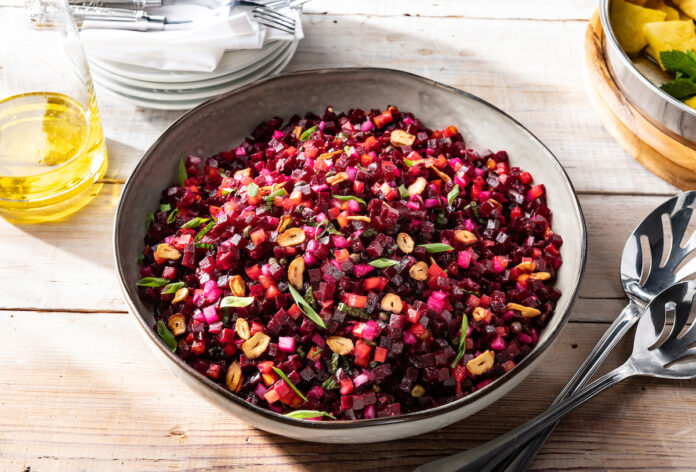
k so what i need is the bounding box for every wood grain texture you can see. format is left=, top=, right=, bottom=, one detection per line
left=2, top=311, right=695, bottom=472
left=2, top=1, right=692, bottom=470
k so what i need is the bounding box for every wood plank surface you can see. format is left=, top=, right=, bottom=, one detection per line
left=2, top=1, right=692, bottom=471
left=2, top=311, right=692, bottom=472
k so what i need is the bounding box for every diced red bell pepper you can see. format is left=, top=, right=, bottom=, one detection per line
left=263, top=372, right=279, bottom=386
left=339, top=377, right=354, bottom=395
left=442, top=125, right=458, bottom=138
left=373, top=111, right=393, bottom=128
left=266, top=285, right=280, bottom=299
left=373, top=346, right=388, bottom=363
left=344, top=293, right=367, bottom=309
left=519, top=171, right=533, bottom=184
left=406, top=305, right=421, bottom=324
left=307, top=346, right=323, bottom=361
left=250, top=321, right=265, bottom=336
left=328, top=206, right=341, bottom=220
left=258, top=274, right=274, bottom=289
left=353, top=340, right=372, bottom=368
left=250, top=229, right=267, bottom=245
left=205, top=363, right=221, bottom=379
left=218, top=328, right=235, bottom=344
left=336, top=211, right=349, bottom=228
left=246, top=264, right=262, bottom=281
left=363, top=135, right=381, bottom=153
left=363, top=277, right=388, bottom=291
left=222, top=343, right=237, bottom=356
left=353, top=180, right=365, bottom=194
left=191, top=339, right=206, bottom=356
left=209, top=205, right=222, bottom=218
left=287, top=303, right=303, bottom=320
left=334, top=249, right=350, bottom=262
left=264, top=388, right=280, bottom=404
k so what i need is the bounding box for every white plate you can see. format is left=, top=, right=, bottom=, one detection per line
left=89, top=39, right=285, bottom=91
left=92, top=41, right=294, bottom=102
left=89, top=40, right=284, bottom=83
left=93, top=40, right=298, bottom=110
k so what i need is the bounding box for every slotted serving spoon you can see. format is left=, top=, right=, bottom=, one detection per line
left=416, top=191, right=696, bottom=472
left=417, top=279, right=696, bottom=472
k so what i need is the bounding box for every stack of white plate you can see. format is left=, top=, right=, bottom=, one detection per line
left=89, top=39, right=299, bottom=110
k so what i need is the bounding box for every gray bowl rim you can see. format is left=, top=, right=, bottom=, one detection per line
left=113, top=66, right=587, bottom=430
left=599, top=0, right=696, bottom=118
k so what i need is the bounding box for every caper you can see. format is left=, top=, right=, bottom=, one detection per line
left=411, top=385, right=426, bottom=398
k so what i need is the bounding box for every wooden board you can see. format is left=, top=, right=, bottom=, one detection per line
left=585, top=11, right=696, bottom=190
left=4, top=1, right=695, bottom=471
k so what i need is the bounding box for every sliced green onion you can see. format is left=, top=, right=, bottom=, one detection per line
left=272, top=367, right=307, bottom=401
left=136, top=277, right=170, bottom=287
left=447, top=185, right=460, bottom=206
left=300, top=125, right=317, bottom=142
left=284, top=410, right=336, bottom=420
left=178, top=156, right=188, bottom=186
left=221, top=188, right=234, bottom=196
left=159, top=203, right=171, bottom=213
left=194, top=220, right=215, bottom=242
left=288, top=284, right=326, bottom=328
left=181, top=217, right=210, bottom=229
left=220, top=296, right=254, bottom=308
left=167, top=208, right=179, bottom=224
left=195, top=242, right=214, bottom=250
left=404, top=158, right=415, bottom=167
left=398, top=184, right=409, bottom=199
left=368, top=258, right=399, bottom=268
left=418, top=243, right=454, bottom=253
left=161, top=281, right=185, bottom=294
left=332, top=194, right=366, bottom=205
left=247, top=182, right=259, bottom=197
left=265, top=188, right=288, bottom=202
left=157, top=320, right=177, bottom=352
left=451, top=314, right=469, bottom=369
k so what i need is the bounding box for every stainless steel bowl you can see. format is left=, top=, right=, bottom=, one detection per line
left=113, top=68, right=587, bottom=443
left=600, top=0, right=696, bottom=144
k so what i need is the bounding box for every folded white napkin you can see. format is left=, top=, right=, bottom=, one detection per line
left=80, top=4, right=302, bottom=72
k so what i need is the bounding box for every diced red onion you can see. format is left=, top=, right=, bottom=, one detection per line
left=346, top=166, right=358, bottom=180
left=278, top=336, right=296, bottom=353
left=491, top=337, right=506, bottom=351
left=332, top=235, right=349, bottom=248
left=311, top=184, right=329, bottom=192
left=254, top=383, right=268, bottom=398
left=517, top=333, right=533, bottom=344
left=303, top=252, right=317, bottom=266
left=345, top=199, right=360, bottom=213
left=427, top=290, right=448, bottom=314
left=424, top=198, right=439, bottom=208
left=353, top=264, right=374, bottom=277
left=364, top=404, right=376, bottom=419
left=403, top=332, right=417, bottom=345
left=273, top=130, right=284, bottom=139
left=457, top=251, right=472, bottom=268
left=361, top=120, right=374, bottom=132
left=202, top=305, right=219, bottom=324
left=353, top=373, right=370, bottom=388
left=312, top=333, right=326, bottom=347
left=465, top=218, right=474, bottom=231
left=479, top=190, right=491, bottom=202
left=318, top=120, right=326, bottom=131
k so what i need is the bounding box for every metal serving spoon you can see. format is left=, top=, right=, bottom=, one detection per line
left=416, top=191, right=696, bottom=472
left=417, top=279, right=696, bottom=472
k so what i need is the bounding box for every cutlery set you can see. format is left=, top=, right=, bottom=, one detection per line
left=68, top=0, right=302, bottom=33
left=418, top=191, right=696, bottom=471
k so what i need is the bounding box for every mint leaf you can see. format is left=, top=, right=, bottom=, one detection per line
left=288, top=284, right=326, bottom=328
left=661, top=78, right=696, bottom=100
left=418, top=243, right=454, bottom=253
left=136, top=277, right=170, bottom=287
left=220, top=296, right=254, bottom=308
left=368, top=258, right=399, bottom=268
left=660, top=50, right=696, bottom=78
left=161, top=281, right=185, bottom=294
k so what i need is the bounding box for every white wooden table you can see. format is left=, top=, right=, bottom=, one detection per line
left=2, top=1, right=693, bottom=470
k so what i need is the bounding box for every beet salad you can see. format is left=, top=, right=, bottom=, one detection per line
left=137, top=105, right=563, bottom=421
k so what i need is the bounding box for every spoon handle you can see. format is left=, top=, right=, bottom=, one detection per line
left=491, top=302, right=642, bottom=472
left=414, top=362, right=637, bottom=472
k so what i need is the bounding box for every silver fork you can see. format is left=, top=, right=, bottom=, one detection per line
left=417, top=279, right=696, bottom=472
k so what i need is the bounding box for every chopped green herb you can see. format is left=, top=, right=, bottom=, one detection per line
left=304, top=286, right=318, bottom=310
left=337, top=302, right=368, bottom=318
left=463, top=201, right=484, bottom=224
left=288, top=284, right=326, bottom=328
left=331, top=352, right=340, bottom=372
left=157, top=320, right=177, bottom=352
left=399, top=184, right=409, bottom=199
left=194, top=220, right=215, bottom=242
left=332, top=194, right=366, bottom=205
left=418, top=243, right=454, bottom=253
left=436, top=211, right=446, bottom=227
left=296, top=346, right=306, bottom=357
left=159, top=203, right=172, bottom=213
left=451, top=314, right=469, bottom=369
left=321, top=377, right=339, bottom=390
left=195, top=243, right=214, bottom=250
left=360, top=228, right=377, bottom=239
left=247, top=182, right=259, bottom=197
left=368, top=258, right=399, bottom=268
left=272, top=367, right=307, bottom=401
left=300, top=125, right=317, bottom=142
left=167, top=208, right=179, bottom=224
left=447, top=185, right=460, bottom=206
left=661, top=77, right=696, bottom=99
left=181, top=217, right=210, bottom=229
left=145, top=211, right=155, bottom=230
left=161, top=281, right=185, bottom=294
left=221, top=188, right=234, bottom=196
left=404, top=158, right=415, bottom=167
left=284, top=410, right=336, bottom=420
left=220, top=296, right=254, bottom=308
left=661, top=50, right=696, bottom=78
left=178, top=156, right=188, bottom=186
left=265, top=188, right=288, bottom=202
left=136, top=277, right=170, bottom=287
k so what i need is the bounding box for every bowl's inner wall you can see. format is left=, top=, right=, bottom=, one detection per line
left=117, top=68, right=584, bottom=379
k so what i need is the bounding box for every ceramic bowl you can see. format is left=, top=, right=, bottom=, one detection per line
left=114, top=68, right=587, bottom=443
left=600, top=0, right=696, bottom=144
